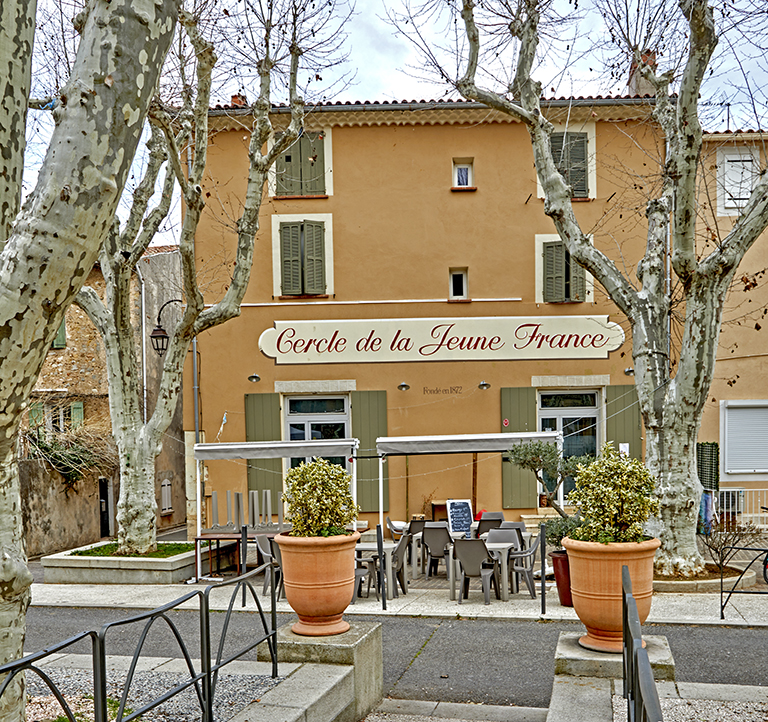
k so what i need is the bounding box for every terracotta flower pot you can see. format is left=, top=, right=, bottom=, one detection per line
left=562, top=536, right=660, bottom=653
left=549, top=549, right=572, bottom=607
left=275, top=530, right=360, bottom=636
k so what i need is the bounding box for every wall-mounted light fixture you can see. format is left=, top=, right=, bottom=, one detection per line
left=624, top=368, right=635, bottom=376
left=478, top=380, right=491, bottom=390
left=397, top=382, right=410, bottom=391
left=248, top=373, right=261, bottom=383
left=150, top=299, right=183, bottom=356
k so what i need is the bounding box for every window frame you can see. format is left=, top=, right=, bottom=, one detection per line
left=449, top=268, right=469, bottom=300
left=270, top=127, right=333, bottom=197
left=283, top=394, right=350, bottom=471
left=452, top=158, right=475, bottom=190
left=717, top=147, right=758, bottom=216
left=272, top=213, right=334, bottom=297
left=721, top=400, right=768, bottom=475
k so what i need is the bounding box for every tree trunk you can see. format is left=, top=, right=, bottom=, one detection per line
left=115, top=438, right=158, bottom=555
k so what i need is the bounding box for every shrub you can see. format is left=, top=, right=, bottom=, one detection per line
left=282, top=458, right=360, bottom=537
left=545, top=515, right=584, bottom=549
left=567, top=443, right=659, bottom=544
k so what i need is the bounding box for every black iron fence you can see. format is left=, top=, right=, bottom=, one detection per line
left=622, top=565, right=663, bottom=722
left=719, top=544, right=768, bottom=619
left=0, top=563, right=278, bottom=722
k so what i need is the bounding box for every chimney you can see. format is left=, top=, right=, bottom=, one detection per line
left=231, top=93, right=248, bottom=108
left=628, top=50, right=656, bottom=97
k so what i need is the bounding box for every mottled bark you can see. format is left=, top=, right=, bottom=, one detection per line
left=443, top=0, right=768, bottom=575
left=0, top=0, right=36, bottom=248
left=0, top=0, right=179, bottom=712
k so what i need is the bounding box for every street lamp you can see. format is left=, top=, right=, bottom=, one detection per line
left=150, top=299, right=183, bottom=356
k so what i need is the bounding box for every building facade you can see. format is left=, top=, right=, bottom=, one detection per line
left=187, top=98, right=768, bottom=529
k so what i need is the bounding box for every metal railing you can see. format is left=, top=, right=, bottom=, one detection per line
left=0, top=563, right=278, bottom=722
left=719, top=544, right=768, bottom=618
left=715, top=488, right=768, bottom=529
left=622, top=565, right=663, bottom=722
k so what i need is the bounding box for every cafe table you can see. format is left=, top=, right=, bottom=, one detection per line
left=356, top=539, right=397, bottom=599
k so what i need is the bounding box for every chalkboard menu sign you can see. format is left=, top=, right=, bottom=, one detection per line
left=446, top=499, right=473, bottom=536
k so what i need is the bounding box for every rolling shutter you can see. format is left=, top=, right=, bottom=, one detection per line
left=351, top=390, right=388, bottom=513
left=303, top=221, right=326, bottom=295
left=244, top=393, right=283, bottom=514
left=604, top=385, right=643, bottom=460
left=280, top=222, right=302, bottom=295
left=500, top=387, right=538, bottom=509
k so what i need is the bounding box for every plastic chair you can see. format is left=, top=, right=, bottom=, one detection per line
left=406, top=519, right=426, bottom=570
left=453, top=538, right=500, bottom=605
left=351, top=557, right=378, bottom=603
left=390, top=532, right=411, bottom=596
left=486, top=527, right=523, bottom=595
left=500, top=521, right=528, bottom=548
left=387, top=516, right=405, bottom=541
left=421, top=523, right=452, bottom=578
left=508, top=532, right=541, bottom=598
left=476, top=512, right=505, bottom=538
left=256, top=534, right=284, bottom=599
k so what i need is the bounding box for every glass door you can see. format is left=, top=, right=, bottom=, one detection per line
left=539, top=392, right=599, bottom=504
left=286, top=396, right=349, bottom=469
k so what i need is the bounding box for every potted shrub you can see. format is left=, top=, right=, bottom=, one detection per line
left=275, top=458, right=360, bottom=636
left=544, top=515, right=583, bottom=607
left=562, top=444, right=660, bottom=653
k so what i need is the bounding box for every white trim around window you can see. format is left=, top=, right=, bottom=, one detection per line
left=537, top=122, right=597, bottom=200
left=717, top=146, right=758, bottom=216
left=534, top=234, right=594, bottom=304
left=272, top=213, right=334, bottom=297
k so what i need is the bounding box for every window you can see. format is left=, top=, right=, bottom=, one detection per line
left=542, top=240, right=586, bottom=303
left=29, top=400, right=84, bottom=435
left=550, top=132, right=589, bottom=198
left=452, top=159, right=474, bottom=189
left=275, top=130, right=327, bottom=196
left=718, top=148, right=758, bottom=215
left=539, top=391, right=599, bottom=503
left=449, top=268, right=468, bottom=300
left=272, top=214, right=333, bottom=297
left=51, top=319, right=66, bottom=349
left=722, top=401, right=768, bottom=474
left=279, top=220, right=326, bottom=296
left=285, top=396, right=349, bottom=470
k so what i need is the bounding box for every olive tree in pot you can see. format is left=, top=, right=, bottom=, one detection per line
left=275, top=458, right=360, bottom=636
left=563, top=444, right=660, bottom=653
left=544, top=516, right=584, bottom=607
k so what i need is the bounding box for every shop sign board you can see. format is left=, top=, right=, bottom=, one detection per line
left=259, top=315, right=624, bottom=364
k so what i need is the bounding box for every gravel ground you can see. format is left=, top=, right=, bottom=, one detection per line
left=25, top=667, right=282, bottom=721
left=612, top=695, right=768, bottom=722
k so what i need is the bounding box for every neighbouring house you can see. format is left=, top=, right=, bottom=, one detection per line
left=183, top=95, right=768, bottom=531
left=23, top=249, right=187, bottom=556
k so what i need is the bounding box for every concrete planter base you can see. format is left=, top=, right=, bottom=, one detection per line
left=41, top=540, right=237, bottom=585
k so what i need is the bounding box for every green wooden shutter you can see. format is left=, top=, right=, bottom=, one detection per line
left=543, top=240, right=566, bottom=303
left=301, top=132, right=326, bottom=195
left=280, top=222, right=303, bottom=295
left=303, top=221, right=326, bottom=295
left=550, top=133, right=566, bottom=175
left=604, top=385, right=642, bottom=460
left=70, top=401, right=84, bottom=429
left=29, top=402, right=44, bottom=429
left=500, top=387, right=539, bottom=509
left=568, top=132, right=589, bottom=198
left=570, top=252, right=586, bottom=302
left=275, top=134, right=302, bottom=196
left=350, top=390, right=388, bottom=513
left=52, top=319, right=66, bottom=348
left=245, top=393, right=283, bottom=514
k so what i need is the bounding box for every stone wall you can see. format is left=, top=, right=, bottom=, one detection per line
left=20, top=459, right=113, bottom=558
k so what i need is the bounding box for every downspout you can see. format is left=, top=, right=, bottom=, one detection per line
left=136, top=264, right=149, bottom=423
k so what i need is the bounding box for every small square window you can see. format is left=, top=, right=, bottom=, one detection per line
left=452, top=159, right=474, bottom=189
left=449, top=268, right=468, bottom=300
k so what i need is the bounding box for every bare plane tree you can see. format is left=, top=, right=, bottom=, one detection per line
left=394, top=0, right=768, bottom=576
left=0, top=0, right=180, bottom=714
left=75, top=0, right=353, bottom=555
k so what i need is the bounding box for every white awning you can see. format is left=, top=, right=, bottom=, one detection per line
left=194, top=438, right=359, bottom=460
left=376, top=431, right=561, bottom=456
